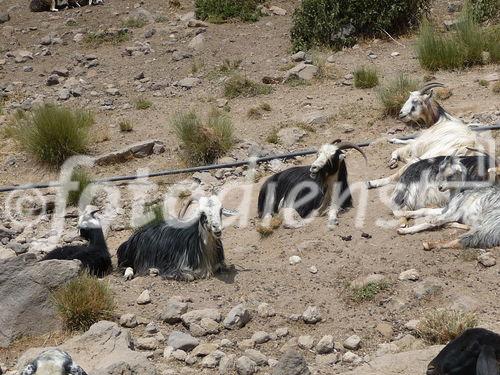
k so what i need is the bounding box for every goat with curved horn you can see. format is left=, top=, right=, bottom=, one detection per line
left=420, top=82, right=445, bottom=94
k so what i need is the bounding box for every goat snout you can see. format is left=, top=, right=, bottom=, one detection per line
left=212, top=226, right=222, bottom=237
left=426, top=365, right=437, bottom=375
left=398, top=111, right=407, bottom=120
left=310, top=165, right=319, bottom=178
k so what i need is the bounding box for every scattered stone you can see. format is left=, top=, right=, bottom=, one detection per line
left=0, top=12, right=10, bottom=24
left=238, top=339, right=256, bottom=350
left=160, top=298, right=188, bottom=323
left=302, top=306, right=321, bottom=324
left=136, top=336, right=159, bottom=350
left=298, top=335, right=315, bottom=350
left=199, top=317, right=221, bottom=334
left=269, top=5, right=287, bottom=15
left=399, top=269, right=420, bottom=281
left=202, top=350, right=224, bottom=368
left=133, top=289, right=151, bottom=306
left=285, top=62, right=318, bottom=81
left=223, top=304, right=251, bottom=330
left=316, top=335, right=334, bottom=354
left=344, top=335, right=361, bottom=350
left=291, top=51, right=306, bottom=62
left=144, top=28, right=156, bottom=39
left=119, top=313, right=138, bottom=328
left=257, top=302, right=276, bottom=318
left=23, top=66, right=33, bottom=72
left=478, top=252, right=496, bottom=267
left=367, top=52, right=377, bottom=60
left=176, top=77, right=201, bottom=89
left=95, top=140, right=166, bottom=165
left=188, top=33, right=205, bottom=50
left=145, top=322, right=159, bottom=334
left=46, top=74, right=60, bottom=86
left=289, top=254, right=302, bottom=265
left=376, top=323, right=394, bottom=339
left=52, top=67, right=69, bottom=77
left=273, top=350, right=310, bottom=375
left=276, top=327, right=289, bottom=338
left=220, top=354, right=237, bottom=374
left=172, top=349, right=187, bottom=361
left=448, top=2, right=462, bottom=13
left=192, top=343, right=218, bottom=357
left=316, top=352, right=341, bottom=366
left=182, top=308, right=222, bottom=326
left=443, top=19, right=459, bottom=31
left=278, top=127, right=306, bottom=147
left=245, top=349, right=268, bottom=366
left=302, top=111, right=330, bottom=126
left=172, top=50, right=192, bottom=61
left=57, top=89, right=71, bottom=101
left=236, top=356, right=257, bottom=375
left=167, top=331, right=199, bottom=352
left=106, top=87, right=120, bottom=96
left=73, top=33, right=84, bottom=43
left=404, top=319, right=420, bottom=331
left=343, top=351, right=362, bottom=364
left=390, top=52, right=400, bottom=57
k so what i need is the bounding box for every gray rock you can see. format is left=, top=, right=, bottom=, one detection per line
left=0, top=254, right=81, bottom=348
left=376, top=323, right=394, bottom=339
left=58, top=89, right=71, bottom=101
left=136, top=336, right=159, bottom=350
left=95, top=140, right=166, bottom=165
left=277, top=127, right=306, bottom=146
left=219, top=354, right=236, bottom=374
left=119, top=313, right=138, bottom=328
left=167, top=331, right=199, bottom=352
left=145, top=322, right=159, bottom=334
left=46, top=74, right=60, bottom=86
left=17, top=321, right=156, bottom=374
left=52, top=67, right=69, bottom=77
left=285, top=63, right=318, bottom=81
left=201, top=350, right=224, bottom=368
left=252, top=331, right=271, bottom=345
left=298, top=335, right=315, bottom=350
left=478, top=252, right=496, bottom=267
left=443, top=19, right=459, bottom=31
left=23, top=66, right=33, bottom=72
left=181, top=308, right=221, bottom=326
left=236, top=356, right=257, bottom=375
left=291, top=51, right=306, bottom=62
left=273, top=350, right=310, bottom=375
left=343, top=351, right=362, bottom=364
left=301, top=111, right=330, bottom=126
left=0, top=247, right=16, bottom=260
left=302, top=306, right=321, bottom=324
left=245, top=349, right=268, bottom=366
left=6, top=241, right=28, bottom=255
left=0, top=12, right=10, bottom=24
left=257, top=302, right=276, bottom=318
left=188, top=33, right=205, bottom=50
left=398, top=269, right=420, bottom=281
left=160, top=298, right=188, bottom=323
left=315, top=335, right=334, bottom=354
left=137, top=290, right=151, bottom=305
left=172, top=50, right=192, bottom=61
left=344, top=335, right=361, bottom=350
left=223, top=304, right=251, bottom=330
left=40, top=35, right=52, bottom=45
left=275, top=327, right=289, bottom=338
left=144, top=28, right=156, bottom=39
left=192, top=343, right=218, bottom=357
left=176, top=77, right=201, bottom=89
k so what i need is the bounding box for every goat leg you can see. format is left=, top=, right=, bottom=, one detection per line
left=394, top=207, right=444, bottom=219
left=398, top=221, right=437, bottom=234
left=445, top=222, right=470, bottom=230
left=50, top=0, right=59, bottom=11
left=423, top=238, right=462, bottom=251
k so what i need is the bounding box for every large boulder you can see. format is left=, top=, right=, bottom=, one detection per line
left=17, top=321, right=156, bottom=375
left=344, top=346, right=443, bottom=375
left=0, top=254, right=81, bottom=348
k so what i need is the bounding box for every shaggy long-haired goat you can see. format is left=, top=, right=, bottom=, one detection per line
left=396, top=155, right=500, bottom=250
left=42, top=208, right=112, bottom=277
left=426, top=328, right=499, bottom=375
left=117, top=196, right=236, bottom=281
left=367, top=82, right=488, bottom=188
left=21, top=349, right=87, bottom=375
left=257, top=140, right=367, bottom=227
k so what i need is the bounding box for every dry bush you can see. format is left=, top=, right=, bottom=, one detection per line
left=354, top=66, right=379, bottom=88
left=417, top=309, right=478, bottom=344
left=224, top=74, right=272, bottom=98
left=52, top=273, right=115, bottom=331
left=378, top=74, right=419, bottom=116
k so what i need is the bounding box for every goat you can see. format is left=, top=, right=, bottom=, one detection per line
left=117, top=195, right=236, bottom=281
left=391, top=155, right=497, bottom=212
left=257, top=140, right=367, bottom=228
left=367, top=82, right=488, bottom=188
left=42, top=208, right=112, bottom=277
left=21, top=349, right=87, bottom=375
left=426, top=328, right=499, bottom=375
left=396, top=154, right=500, bottom=250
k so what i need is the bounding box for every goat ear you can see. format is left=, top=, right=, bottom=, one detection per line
left=222, top=208, right=238, bottom=217
left=331, top=139, right=342, bottom=144
left=476, top=345, right=498, bottom=375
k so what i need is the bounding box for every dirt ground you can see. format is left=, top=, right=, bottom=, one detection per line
left=0, top=0, right=499, bottom=373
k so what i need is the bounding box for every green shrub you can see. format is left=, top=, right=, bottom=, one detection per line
left=354, top=66, right=379, bottom=88
left=493, top=81, right=500, bottom=93
left=122, top=17, right=148, bottom=28
left=119, top=120, right=133, bottom=132
left=378, top=74, right=419, bottom=116
left=417, top=309, right=478, bottom=344
left=172, top=109, right=234, bottom=165
left=224, top=74, right=272, bottom=98
left=135, top=98, right=152, bottom=110
left=470, top=0, right=499, bottom=22
left=195, top=0, right=263, bottom=23
left=83, top=29, right=130, bottom=47
left=67, top=168, right=92, bottom=207
left=52, top=273, right=114, bottom=331
left=291, top=0, right=430, bottom=51
left=6, top=104, right=93, bottom=165
left=351, top=281, right=389, bottom=302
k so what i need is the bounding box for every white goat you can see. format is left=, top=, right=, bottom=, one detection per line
left=367, top=82, right=489, bottom=189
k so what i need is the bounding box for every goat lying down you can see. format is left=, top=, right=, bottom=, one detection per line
left=368, top=82, right=488, bottom=189
left=257, top=140, right=367, bottom=228
left=397, top=155, right=500, bottom=250
left=427, top=328, right=499, bottom=375
left=21, top=348, right=87, bottom=375
left=117, top=196, right=236, bottom=281
left=391, top=155, right=497, bottom=212
left=42, top=207, right=112, bottom=277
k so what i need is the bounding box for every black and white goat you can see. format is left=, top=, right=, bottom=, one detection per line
left=368, top=82, right=488, bottom=188
left=396, top=155, right=500, bottom=250
left=42, top=208, right=112, bottom=277
left=391, top=154, right=497, bottom=212
left=257, top=140, right=367, bottom=227
left=117, top=195, right=236, bottom=281
left=426, top=328, right=499, bottom=375
left=21, top=349, right=87, bottom=375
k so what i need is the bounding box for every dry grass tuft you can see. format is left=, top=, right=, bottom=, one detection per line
left=417, top=309, right=478, bottom=344
left=378, top=74, right=419, bottom=116
left=224, top=74, right=272, bottom=98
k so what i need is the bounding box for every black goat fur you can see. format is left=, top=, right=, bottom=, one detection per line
left=427, top=328, right=500, bottom=375
left=117, top=216, right=226, bottom=281
left=257, top=152, right=352, bottom=218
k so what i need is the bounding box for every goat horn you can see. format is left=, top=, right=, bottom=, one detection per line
left=178, top=197, right=197, bottom=218
left=90, top=209, right=101, bottom=217
left=337, top=142, right=368, bottom=164
left=420, top=82, right=445, bottom=94
left=331, top=139, right=342, bottom=144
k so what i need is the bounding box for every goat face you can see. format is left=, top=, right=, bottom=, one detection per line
left=78, top=207, right=101, bottom=239
left=197, top=196, right=236, bottom=238
left=310, top=143, right=345, bottom=179
left=399, top=90, right=431, bottom=123
left=437, top=156, right=466, bottom=192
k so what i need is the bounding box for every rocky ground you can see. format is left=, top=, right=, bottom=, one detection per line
left=0, top=0, right=499, bottom=374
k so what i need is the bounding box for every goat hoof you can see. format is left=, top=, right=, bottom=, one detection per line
left=365, top=181, right=374, bottom=190
left=50, top=8, right=59, bottom=11
left=422, top=242, right=433, bottom=251
left=397, top=228, right=408, bottom=235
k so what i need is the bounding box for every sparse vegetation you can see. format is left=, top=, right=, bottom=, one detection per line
left=351, top=281, right=390, bottom=302
left=52, top=273, right=114, bottom=331
left=83, top=29, right=130, bottom=47
left=471, top=0, right=499, bottom=22
left=493, top=81, right=500, bottom=93
left=67, top=168, right=92, bottom=207
left=417, top=5, right=499, bottom=71
left=136, top=202, right=167, bottom=229
left=479, top=79, right=489, bottom=87
left=224, top=74, right=272, bottom=98
left=260, top=102, right=272, bottom=112
left=256, top=215, right=283, bottom=237
left=172, top=109, right=234, bottom=165
left=195, top=0, right=263, bottom=23
left=379, top=74, right=419, bottom=116
left=135, top=98, right=153, bottom=110
left=122, top=17, right=148, bottom=28
left=119, top=120, right=133, bottom=132
left=5, top=104, right=94, bottom=165
left=354, top=66, right=379, bottom=88
left=247, top=107, right=262, bottom=119
left=155, top=15, right=169, bottom=23
left=291, top=0, right=430, bottom=51
left=285, top=76, right=310, bottom=87
left=266, top=127, right=280, bottom=144
left=417, top=309, right=478, bottom=344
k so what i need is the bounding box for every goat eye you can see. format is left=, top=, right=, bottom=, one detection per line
left=411, top=105, right=415, bottom=112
